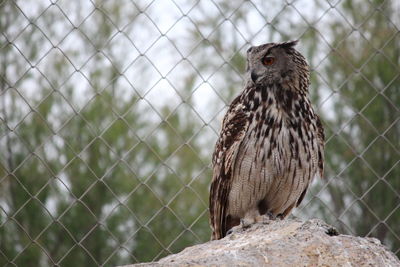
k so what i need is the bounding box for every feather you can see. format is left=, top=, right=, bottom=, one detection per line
left=210, top=96, right=250, bottom=240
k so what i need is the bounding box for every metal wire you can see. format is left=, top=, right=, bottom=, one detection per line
left=0, top=0, right=399, bottom=266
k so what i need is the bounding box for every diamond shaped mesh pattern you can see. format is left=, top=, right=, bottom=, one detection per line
left=0, top=0, right=399, bottom=265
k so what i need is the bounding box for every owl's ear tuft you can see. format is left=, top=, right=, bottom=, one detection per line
left=277, top=40, right=299, bottom=49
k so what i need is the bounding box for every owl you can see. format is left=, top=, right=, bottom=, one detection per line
left=209, top=40, right=324, bottom=240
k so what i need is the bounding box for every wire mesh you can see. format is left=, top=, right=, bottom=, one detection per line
left=0, top=0, right=399, bottom=266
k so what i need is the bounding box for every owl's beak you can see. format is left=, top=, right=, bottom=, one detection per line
left=251, top=70, right=259, bottom=83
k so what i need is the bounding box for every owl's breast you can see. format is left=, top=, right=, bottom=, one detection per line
left=227, top=108, right=319, bottom=218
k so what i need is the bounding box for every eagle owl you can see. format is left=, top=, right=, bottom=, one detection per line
left=209, top=40, right=325, bottom=240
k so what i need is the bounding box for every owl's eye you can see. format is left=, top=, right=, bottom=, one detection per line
left=262, top=56, right=275, bottom=66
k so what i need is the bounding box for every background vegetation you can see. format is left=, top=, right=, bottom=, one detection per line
left=0, top=0, right=398, bottom=266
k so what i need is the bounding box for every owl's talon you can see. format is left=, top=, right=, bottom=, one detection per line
left=226, top=224, right=245, bottom=236
left=254, top=213, right=273, bottom=224
left=226, top=229, right=234, bottom=236
left=260, top=215, right=271, bottom=224
left=266, top=211, right=276, bottom=220
left=240, top=218, right=252, bottom=229
left=226, top=218, right=253, bottom=236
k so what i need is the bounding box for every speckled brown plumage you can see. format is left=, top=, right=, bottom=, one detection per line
left=209, top=40, right=325, bottom=240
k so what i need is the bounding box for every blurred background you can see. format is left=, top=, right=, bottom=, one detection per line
left=0, top=0, right=399, bottom=266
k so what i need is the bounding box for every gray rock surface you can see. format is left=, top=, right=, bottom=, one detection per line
left=122, top=218, right=400, bottom=267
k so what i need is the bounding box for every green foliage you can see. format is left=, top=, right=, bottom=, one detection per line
left=1, top=0, right=399, bottom=266
left=0, top=1, right=210, bottom=266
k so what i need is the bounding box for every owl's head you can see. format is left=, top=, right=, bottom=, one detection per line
left=245, top=40, right=309, bottom=91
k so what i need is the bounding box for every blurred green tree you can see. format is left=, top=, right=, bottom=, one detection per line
left=0, top=0, right=210, bottom=266
left=1, top=0, right=399, bottom=266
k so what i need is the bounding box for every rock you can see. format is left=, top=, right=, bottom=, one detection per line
left=121, top=218, right=400, bottom=267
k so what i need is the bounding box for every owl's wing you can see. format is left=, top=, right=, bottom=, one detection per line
left=295, top=114, right=325, bottom=208
left=209, top=95, right=249, bottom=240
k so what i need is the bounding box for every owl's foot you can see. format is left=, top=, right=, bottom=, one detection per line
left=226, top=228, right=235, bottom=236
left=255, top=212, right=284, bottom=224
left=225, top=225, right=243, bottom=236
left=240, top=218, right=253, bottom=229
left=226, top=218, right=253, bottom=236
left=255, top=213, right=273, bottom=224
left=266, top=211, right=276, bottom=220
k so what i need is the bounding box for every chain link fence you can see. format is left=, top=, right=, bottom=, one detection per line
left=0, top=0, right=399, bottom=266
